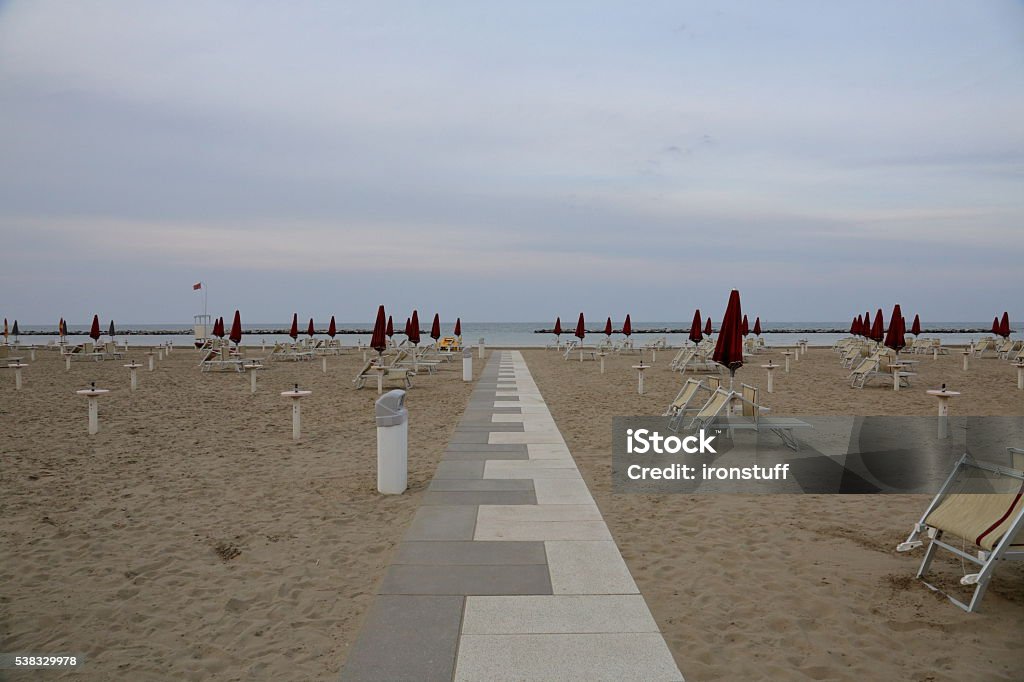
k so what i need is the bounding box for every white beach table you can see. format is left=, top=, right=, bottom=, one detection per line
left=7, top=362, right=27, bottom=390
left=1016, top=359, right=1024, bottom=390
left=927, top=388, right=960, bottom=439
left=781, top=349, right=794, bottom=373
left=632, top=363, right=649, bottom=395
left=761, top=362, right=777, bottom=393
left=243, top=363, right=262, bottom=393
left=124, top=361, right=142, bottom=391
left=282, top=387, right=311, bottom=441
left=77, top=385, right=110, bottom=435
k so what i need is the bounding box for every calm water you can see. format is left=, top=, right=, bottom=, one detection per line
left=6, top=322, right=1013, bottom=348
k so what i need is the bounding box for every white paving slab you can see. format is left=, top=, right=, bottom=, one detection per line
left=488, top=430, right=566, bottom=445
left=533, top=478, right=595, bottom=504
left=545, top=541, right=640, bottom=595
left=454, top=633, right=683, bottom=681
left=477, top=504, right=603, bottom=522
left=475, top=519, right=613, bottom=541
left=461, top=595, right=660, bottom=634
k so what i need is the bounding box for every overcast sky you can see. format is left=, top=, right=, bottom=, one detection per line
left=1, top=1, right=1021, bottom=324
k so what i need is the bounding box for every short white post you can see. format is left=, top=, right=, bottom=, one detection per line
left=478, top=337, right=485, bottom=359
left=961, top=350, right=969, bottom=372
left=124, top=362, right=141, bottom=391
left=794, top=344, right=801, bottom=361
left=282, top=385, right=311, bottom=441
left=147, top=352, right=155, bottom=372
left=29, top=348, right=36, bottom=362
left=362, top=348, right=368, bottom=362
left=782, top=350, right=793, bottom=373
left=376, top=389, right=409, bottom=494
left=124, top=339, right=129, bottom=351
left=65, top=355, right=71, bottom=371
left=321, top=356, right=328, bottom=374
left=598, top=352, right=606, bottom=375
left=762, top=362, right=776, bottom=393
left=633, top=362, right=648, bottom=395
left=927, top=387, right=960, bottom=439
left=933, top=347, right=939, bottom=361
left=10, top=362, right=26, bottom=390
left=243, top=364, right=261, bottom=393
left=893, top=370, right=901, bottom=392
left=462, top=350, right=473, bottom=382
left=261, top=339, right=266, bottom=351
left=651, top=347, right=657, bottom=363
left=1016, top=360, right=1024, bottom=390
left=77, top=384, right=110, bottom=435
left=157, top=348, right=164, bottom=361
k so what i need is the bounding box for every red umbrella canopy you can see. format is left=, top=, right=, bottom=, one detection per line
left=688, top=309, right=703, bottom=345
left=850, top=317, right=858, bottom=335
left=229, top=310, right=242, bottom=344
left=553, top=317, right=562, bottom=336
left=991, top=317, right=1000, bottom=334
left=454, top=318, right=461, bottom=337
left=307, top=318, right=315, bottom=337
left=603, top=317, right=612, bottom=336
left=999, top=312, right=1011, bottom=338
left=865, top=312, right=872, bottom=337
left=404, top=317, right=411, bottom=338
left=89, top=314, right=101, bottom=341
left=574, top=313, right=586, bottom=340
left=289, top=313, right=298, bottom=339
left=741, top=314, right=749, bottom=337
left=910, top=314, right=921, bottom=336
left=409, top=310, right=421, bottom=345
left=871, top=309, right=884, bottom=342
left=704, top=317, right=712, bottom=337
left=370, top=305, right=387, bottom=354
left=219, top=317, right=227, bottom=338
left=622, top=314, right=632, bottom=337
left=884, top=304, right=906, bottom=352
left=385, top=315, right=393, bottom=338
left=328, top=316, right=337, bottom=338
left=712, top=290, right=744, bottom=374
left=753, top=317, right=762, bottom=336
left=430, top=313, right=441, bottom=341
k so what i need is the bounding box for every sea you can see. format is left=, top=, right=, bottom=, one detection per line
left=5, top=322, right=1013, bottom=348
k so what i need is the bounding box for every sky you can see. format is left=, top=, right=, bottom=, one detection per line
left=1, top=1, right=1022, bottom=324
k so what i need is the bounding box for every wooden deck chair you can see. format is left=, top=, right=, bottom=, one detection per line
left=897, top=448, right=1024, bottom=612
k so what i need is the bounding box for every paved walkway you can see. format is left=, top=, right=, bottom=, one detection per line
left=342, top=351, right=683, bottom=681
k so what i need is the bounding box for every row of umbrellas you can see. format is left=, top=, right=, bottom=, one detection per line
left=368, top=307, right=462, bottom=356
left=552, top=310, right=764, bottom=346
left=849, top=310, right=920, bottom=343
left=991, top=312, right=1013, bottom=338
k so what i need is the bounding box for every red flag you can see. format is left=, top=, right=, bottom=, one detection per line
left=289, top=313, right=298, bottom=340
left=193, top=282, right=202, bottom=290
left=575, top=313, right=586, bottom=340
left=622, top=314, right=632, bottom=337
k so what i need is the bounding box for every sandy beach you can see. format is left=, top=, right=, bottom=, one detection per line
left=523, top=346, right=1024, bottom=681
left=1, top=346, right=473, bottom=681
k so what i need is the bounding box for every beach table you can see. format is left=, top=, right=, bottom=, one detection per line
left=281, top=387, right=312, bottom=441
left=761, top=362, right=777, bottom=393
left=632, top=363, right=649, bottom=395
left=124, top=361, right=142, bottom=391
left=961, top=349, right=970, bottom=371
left=243, top=363, right=263, bottom=393
left=927, top=388, right=960, bottom=439
left=781, top=350, right=794, bottom=373
left=1016, top=360, right=1024, bottom=390
left=7, top=362, right=27, bottom=390
left=77, top=385, right=110, bottom=435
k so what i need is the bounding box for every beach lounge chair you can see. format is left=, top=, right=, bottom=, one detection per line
left=896, top=448, right=1024, bottom=612
left=678, top=385, right=809, bottom=449
left=664, top=377, right=721, bottom=431
left=971, top=338, right=995, bottom=358
left=849, top=351, right=889, bottom=388
left=269, top=342, right=314, bottom=361
left=353, top=358, right=413, bottom=390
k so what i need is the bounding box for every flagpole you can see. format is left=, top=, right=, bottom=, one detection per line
left=203, top=281, right=208, bottom=318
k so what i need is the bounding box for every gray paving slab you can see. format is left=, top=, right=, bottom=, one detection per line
left=433, top=461, right=486, bottom=479
left=448, top=431, right=491, bottom=444
left=441, top=451, right=531, bottom=461
left=428, top=478, right=535, bottom=492
left=445, top=443, right=527, bottom=453
left=404, top=505, right=478, bottom=541
left=379, top=564, right=553, bottom=595
left=422, top=490, right=537, bottom=506
left=340, top=595, right=463, bottom=682
left=393, top=541, right=547, bottom=566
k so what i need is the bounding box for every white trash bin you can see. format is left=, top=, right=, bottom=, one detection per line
left=463, top=349, right=473, bottom=382
left=376, top=390, right=408, bottom=494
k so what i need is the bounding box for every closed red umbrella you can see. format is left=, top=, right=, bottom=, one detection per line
left=385, top=315, right=393, bottom=338
left=211, top=317, right=219, bottom=338
left=229, top=310, right=242, bottom=345
left=850, top=317, right=859, bottom=335
left=370, top=305, right=387, bottom=356
left=704, top=317, right=712, bottom=337
left=871, top=309, right=884, bottom=343
left=58, top=317, right=64, bottom=340
left=741, top=314, right=749, bottom=337
left=307, top=318, right=315, bottom=338
left=575, top=313, right=586, bottom=340
left=753, top=317, right=762, bottom=336
left=553, top=317, right=562, bottom=344
left=217, top=317, right=226, bottom=338
left=991, top=317, right=1000, bottom=335
left=603, top=317, right=612, bottom=337
left=865, top=312, right=872, bottom=337
left=328, top=316, right=337, bottom=338
left=430, top=313, right=441, bottom=341
left=713, top=289, right=744, bottom=383
left=454, top=318, right=462, bottom=337
left=910, top=314, right=921, bottom=336
left=999, top=312, right=1011, bottom=338
left=404, top=317, right=411, bottom=339
left=410, top=310, right=421, bottom=345
left=884, top=304, right=906, bottom=353
left=622, top=314, right=632, bottom=337
left=688, top=309, right=703, bottom=345
left=289, top=313, right=298, bottom=340
left=89, top=314, right=101, bottom=341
